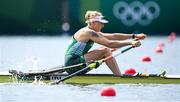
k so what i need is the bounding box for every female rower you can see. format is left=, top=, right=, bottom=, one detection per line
left=64, top=10, right=146, bottom=76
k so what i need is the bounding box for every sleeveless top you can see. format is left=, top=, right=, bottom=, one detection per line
left=65, top=36, right=94, bottom=56
left=64, top=28, right=94, bottom=74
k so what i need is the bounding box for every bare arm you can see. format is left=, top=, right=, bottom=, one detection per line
left=88, top=31, right=140, bottom=48
left=100, top=32, right=146, bottom=40
left=100, top=32, right=133, bottom=40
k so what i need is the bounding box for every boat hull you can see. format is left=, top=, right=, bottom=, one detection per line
left=0, top=74, right=180, bottom=84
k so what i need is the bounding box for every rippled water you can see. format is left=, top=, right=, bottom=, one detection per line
left=0, top=83, right=180, bottom=102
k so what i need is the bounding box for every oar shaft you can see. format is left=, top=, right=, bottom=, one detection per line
left=103, top=46, right=134, bottom=61
left=54, top=67, right=90, bottom=84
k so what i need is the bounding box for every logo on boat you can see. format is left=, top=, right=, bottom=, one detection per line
left=113, top=1, right=160, bottom=26
left=50, top=76, right=64, bottom=80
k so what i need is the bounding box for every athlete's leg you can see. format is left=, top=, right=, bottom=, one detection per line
left=84, top=47, right=121, bottom=76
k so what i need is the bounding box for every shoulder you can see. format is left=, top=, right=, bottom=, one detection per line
left=78, top=27, right=100, bottom=38
left=86, top=29, right=102, bottom=38
left=73, top=27, right=93, bottom=41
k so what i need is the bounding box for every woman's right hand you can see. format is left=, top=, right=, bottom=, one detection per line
left=135, top=33, right=146, bottom=40
left=131, top=40, right=141, bottom=47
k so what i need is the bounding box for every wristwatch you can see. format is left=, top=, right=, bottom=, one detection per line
left=132, top=34, right=136, bottom=39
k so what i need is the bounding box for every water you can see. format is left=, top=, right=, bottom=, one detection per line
left=0, top=83, right=180, bottom=102
left=0, top=35, right=180, bottom=102
left=0, top=36, right=179, bottom=74
left=0, top=36, right=70, bottom=72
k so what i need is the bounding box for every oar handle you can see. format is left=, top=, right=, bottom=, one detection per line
left=110, top=38, right=138, bottom=52
left=121, top=46, right=135, bottom=53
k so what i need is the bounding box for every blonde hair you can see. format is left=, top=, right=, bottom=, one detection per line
left=85, top=11, right=102, bottom=23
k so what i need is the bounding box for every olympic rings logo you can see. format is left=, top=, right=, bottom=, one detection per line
left=113, top=1, right=160, bottom=26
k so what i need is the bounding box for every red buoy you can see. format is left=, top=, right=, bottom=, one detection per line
left=124, top=68, right=136, bottom=75
left=168, top=35, right=174, bottom=42
left=142, top=56, right=151, bottom=62
left=168, top=32, right=177, bottom=42
left=170, top=32, right=177, bottom=39
left=100, top=86, right=116, bottom=97
left=158, top=41, right=165, bottom=48
left=155, top=47, right=163, bottom=53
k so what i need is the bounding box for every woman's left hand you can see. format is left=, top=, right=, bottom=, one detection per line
left=136, top=33, right=146, bottom=40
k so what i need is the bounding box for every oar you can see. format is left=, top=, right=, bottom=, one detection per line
left=26, top=63, right=86, bottom=76
left=50, top=45, right=135, bottom=85
left=9, top=63, right=86, bottom=78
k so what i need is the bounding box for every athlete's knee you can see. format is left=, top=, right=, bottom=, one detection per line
left=101, top=47, right=112, bottom=55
